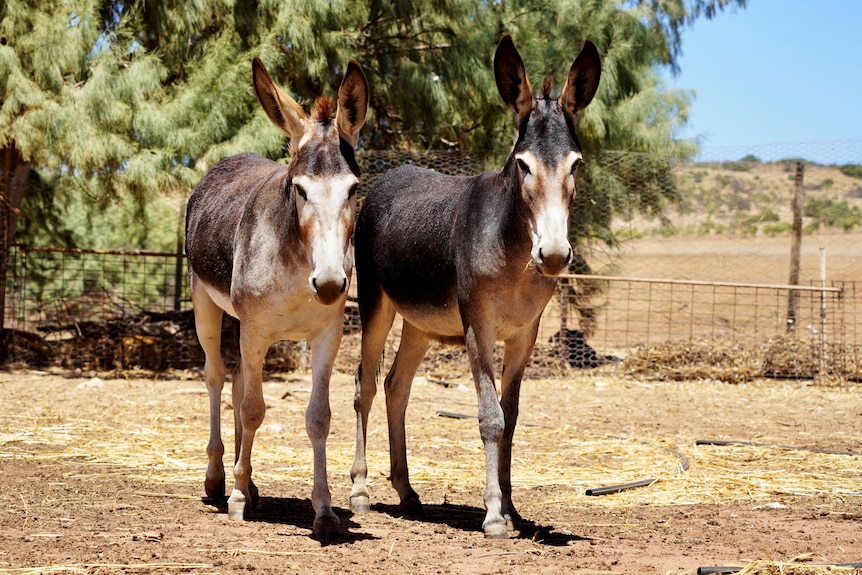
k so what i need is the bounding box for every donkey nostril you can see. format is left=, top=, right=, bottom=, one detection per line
left=538, top=248, right=545, bottom=264
left=312, top=278, right=319, bottom=293
left=565, top=248, right=573, bottom=266
left=341, top=278, right=348, bottom=293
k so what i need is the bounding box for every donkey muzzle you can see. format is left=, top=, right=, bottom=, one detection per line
left=535, top=246, right=572, bottom=277
left=311, top=274, right=348, bottom=305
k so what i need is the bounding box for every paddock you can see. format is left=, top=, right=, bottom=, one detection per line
left=1, top=364, right=859, bottom=575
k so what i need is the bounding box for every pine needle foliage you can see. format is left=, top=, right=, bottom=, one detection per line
left=1, top=0, right=745, bottom=246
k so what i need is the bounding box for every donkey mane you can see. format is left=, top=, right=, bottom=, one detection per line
left=540, top=76, right=554, bottom=99
left=286, top=96, right=337, bottom=157
left=312, top=96, right=336, bottom=124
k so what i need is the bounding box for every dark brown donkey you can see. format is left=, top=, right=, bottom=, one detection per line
left=185, top=58, right=368, bottom=540
left=349, top=35, right=600, bottom=537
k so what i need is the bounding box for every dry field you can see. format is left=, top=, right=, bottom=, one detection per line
left=1, top=366, right=860, bottom=575
left=1, top=161, right=861, bottom=574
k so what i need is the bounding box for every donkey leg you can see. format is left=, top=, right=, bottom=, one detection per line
left=190, top=279, right=227, bottom=502
left=227, top=332, right=268, bottom=521
left=498, top=320, right=541, bottom=530
left=305, top=325, right=343, bottom=541
left=385, top=322, right=430, bottom=516
left=230, top=361, right=258, bottom=506
left=350, top=297, right=396, bottom=512
left=464, top=322, right=509, bottom=538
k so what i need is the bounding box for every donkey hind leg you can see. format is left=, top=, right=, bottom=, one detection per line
left=464, top=322, right=509, bottom=538
left=190, top=280, right=227, bottom=502
left=498, top=319, right=541, bottom=532
left=384, top=321, right=430, bottom=516
left=304, top=324, right=344, bottom=541
left=349, top=297, right=396, bottom=512
left=227, top=330, right=269, bottom=521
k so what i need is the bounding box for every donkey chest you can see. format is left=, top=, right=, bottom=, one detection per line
left=482, top=274, right=556, bottom=330
left=393, top=268, right=556, bottom=339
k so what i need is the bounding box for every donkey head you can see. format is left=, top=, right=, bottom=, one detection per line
left=253, top=58, right=369, bottom=305
left=494, top=35, right=600, bottom=276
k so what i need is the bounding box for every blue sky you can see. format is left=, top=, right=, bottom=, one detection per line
left=667, top=1, right=862, bottom=164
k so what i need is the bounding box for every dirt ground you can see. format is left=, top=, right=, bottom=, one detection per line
left=1, top=365, right=860, bottom=575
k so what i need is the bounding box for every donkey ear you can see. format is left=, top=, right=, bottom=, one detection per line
left=558, top=40, right=601, bottom=121
left=336, top=60, right=370, bottom=148
left=494, top=35, right=533, bottom=122
left=252, top=57, right=308, bottom=140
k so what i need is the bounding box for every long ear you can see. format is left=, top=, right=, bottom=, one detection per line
left=558, top=40, right=601, bottom=121
left=252, top=57, right=308, bottom=140
left=335, top=60, right=369, bottom=148
left=494, top=35, right=533, bottom=123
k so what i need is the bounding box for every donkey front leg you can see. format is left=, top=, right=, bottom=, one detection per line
left=228, top=335, right=268, bottom=521
left=497, top=321, right=541, bottom=531
left=464, top=323, right=509, bottom=538
left=306, top=327, right=343, bottom=541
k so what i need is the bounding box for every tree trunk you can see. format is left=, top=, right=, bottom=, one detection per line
left=0, top=141, right=32, bottom=364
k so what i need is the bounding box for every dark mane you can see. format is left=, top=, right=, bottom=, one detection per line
left=313, top=96, right=336, bottom=125
left=540, top=76, right=554, bottom=99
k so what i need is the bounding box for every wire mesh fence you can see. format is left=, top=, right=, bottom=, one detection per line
left=2, top=143, right=862, bottom=382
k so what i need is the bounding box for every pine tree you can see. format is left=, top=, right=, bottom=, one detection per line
left=0, top=0, right=746, bottom=359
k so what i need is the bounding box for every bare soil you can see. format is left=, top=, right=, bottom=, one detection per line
left=1, top=367, right=860, bottom=575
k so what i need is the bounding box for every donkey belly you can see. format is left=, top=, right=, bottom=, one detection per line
left=199, top=280, right=239, bottom=318
left=390, top=298, right=465, bottom=339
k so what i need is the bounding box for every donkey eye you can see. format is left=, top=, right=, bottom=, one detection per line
left=294, top=184, right=308, bottom=200
left=516, top=158, right=531, bottom=175
left=571, top=159, right=584, bottom=176
left=347, top=183, right=358, bottom=199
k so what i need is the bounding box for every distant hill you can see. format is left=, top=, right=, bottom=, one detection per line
left=619, top=158, right=862, bottom=238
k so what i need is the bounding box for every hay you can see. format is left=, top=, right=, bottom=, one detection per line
left=622, top=336, right=862, bottom=383
left=698, top=557, right=862, bottom=575
left=0, top=562, right=216, bottom=574
left=622, top=338, right=762, bottom=383
left=4, top=397, right=858, bottom=510
left=1, top=372, right=860, bottom=515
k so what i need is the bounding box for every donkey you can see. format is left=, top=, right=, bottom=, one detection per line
left=185, top=57, right=368, bottom=540
left=349, top=35, right=600, bottom=537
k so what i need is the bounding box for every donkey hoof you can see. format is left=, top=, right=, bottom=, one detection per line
left=204, top=477, right=226, bottom=502
left=227, top=500, right=246, bottom=520
left=503, top=512, right=521, bottom=532
left=483, top=520, right=511, bottom=539
left=312, top=514, right=341, bottom=542
left=227, top=490, right=249, bottom=520
left=349, top=494, right=370, bottom=513
left=398, top=496, right=425, bottom=518
left=248, top=480, right=260, bottom=507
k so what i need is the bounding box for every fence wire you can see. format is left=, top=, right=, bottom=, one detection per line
left=2, top=144, right=862, bottom=382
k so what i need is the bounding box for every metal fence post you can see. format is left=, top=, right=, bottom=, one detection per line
left=559, top=277, right=569, bottom=368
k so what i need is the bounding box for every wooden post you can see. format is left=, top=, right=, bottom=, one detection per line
left=786, top=161, right=804, bottom=332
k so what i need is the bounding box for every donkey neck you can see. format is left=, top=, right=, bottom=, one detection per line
left=244, top=168, right=306, bottom=268
left=278, top=177, right=307, bottom=265
left=462, top=165, right=534, bottom=274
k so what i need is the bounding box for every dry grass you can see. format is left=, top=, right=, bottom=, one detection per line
left=0, top=563, right=217, bottom=574
left=721, top=557, right=862, bottom=575
left=1, top=373, right=859, bottom=511
left=620, top=336, right=862, bottom=384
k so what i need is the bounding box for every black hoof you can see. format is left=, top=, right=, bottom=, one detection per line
left=398, top=496, right=426, bottom=517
